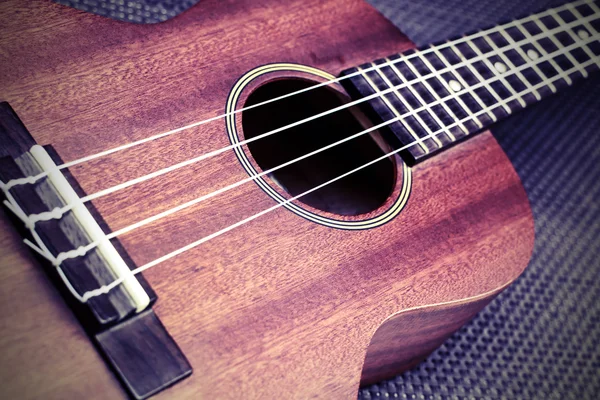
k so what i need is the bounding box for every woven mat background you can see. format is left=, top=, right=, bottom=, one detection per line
left=52, top=0, right=600, bottom=399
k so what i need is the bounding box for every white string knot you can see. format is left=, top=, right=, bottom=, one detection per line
left=24, top=219, right=35, bottom=231
left=28, top=205, right=72, bottom=224
left=52, top=243, right=97, bottom=266
left=1, top=0, right=597, bottom=306
left=2, top=172, right=47, bottom=191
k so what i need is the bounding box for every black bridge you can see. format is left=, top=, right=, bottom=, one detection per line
left=0, top=102, right=192, bottom=400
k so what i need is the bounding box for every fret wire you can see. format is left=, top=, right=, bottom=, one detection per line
left=495, top=32, right=545, bottom=100
left=384, top=57, right=445, bottom=146
left=430, top=45, right=493, bottom=124
left=448, top=41, right=512, bottom=114
left=580, top=0, right=600, bottom=17
left=429, top=0, right=591, bottom=60
left=548, top=9, right=592, bottom=77
left=357, top=28, right=599, bottom=154
left=79, top=54, right=599, bottom=305
left=567, top=2, right=600, bottom=69
left=437, top=24, right=599, bottom=126
left=373, top=63, right=451, bottom=144
left=416, top=50, right=475, bottom=133
left=587, top=0, right=600, bottom=16
left=467, top=37, right=527, bottom=108
left=358, top=66, right=431, bottom=153
left=513, top=22, right=559, bottom=93
left=488, top=31, right=511, bottom=48
left=399, top=53, right=463, bottom=140
left=381, top=0, right=596, bottom=82
left=529, top=15, right=576, bottom=84
left=557, top=9, right=578, bottom=23
left=483, top=30, right=544, bottom=100
left=458, top=57, right=597, bottom=144
left=1, top=0, right=593, bottom=187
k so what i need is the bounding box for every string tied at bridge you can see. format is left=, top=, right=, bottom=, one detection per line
left=0, top=0, right=598, bottom=304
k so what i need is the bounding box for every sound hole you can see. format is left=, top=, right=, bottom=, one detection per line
left=242, top=78, right=395, bottom=217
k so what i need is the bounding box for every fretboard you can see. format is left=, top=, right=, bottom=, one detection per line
left=341, top=0, right=600, bottom=163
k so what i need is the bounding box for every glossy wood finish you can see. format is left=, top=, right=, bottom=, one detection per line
left=96, top=309, right=192, bottom=399
left=0, top=102, right=190, bottom=399
left=0, top=0, right=534, bottom=398
left=361, top=292, right=499, bottom=385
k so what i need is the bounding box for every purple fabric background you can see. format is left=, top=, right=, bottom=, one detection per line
left=50, top=1, right=600, bottom=398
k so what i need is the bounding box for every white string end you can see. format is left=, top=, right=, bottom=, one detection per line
left=23, top=238, right=56, bottom=263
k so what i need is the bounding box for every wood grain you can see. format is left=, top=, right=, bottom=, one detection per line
left=96, top=309, right=192, bottom=399
left=0, top=0, right=534, bottom=398
left=360, top=291, right=499, bottom=385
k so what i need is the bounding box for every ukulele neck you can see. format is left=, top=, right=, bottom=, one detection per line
left=341, top=0, right=600, bottom=163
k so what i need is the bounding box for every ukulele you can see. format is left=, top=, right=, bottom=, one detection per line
left=0, top=0, right=598, bottom=398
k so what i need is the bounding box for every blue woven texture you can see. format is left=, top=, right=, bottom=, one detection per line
left=52, top=0, right=600, bottom=398
left=359, top=1, right=600, bottom=398
left=53, top=0, right=199, bottom=23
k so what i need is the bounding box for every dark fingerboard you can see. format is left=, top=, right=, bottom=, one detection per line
left=341, top=0, right=600, bottom=163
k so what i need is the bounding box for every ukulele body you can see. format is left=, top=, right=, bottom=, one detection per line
left=0, top=0, right=534, bottom=398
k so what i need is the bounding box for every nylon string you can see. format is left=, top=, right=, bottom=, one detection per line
left=9, top=23, right=600, bottom=269
left=0, top=0, right=596, bottom=302
left=77, top=55, right=599, bottom=301
left=0, top=2, right=596, bottom=225
left=0, top=0, right=592, bottom=194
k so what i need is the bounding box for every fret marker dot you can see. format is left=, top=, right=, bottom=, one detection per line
left=578, top=30, right=590, bottom=40
left=448, top=80, right=462, bottom=92
left=494, top=62, right=508, bottom=73
left=527, top=49, right=540, bottom=60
